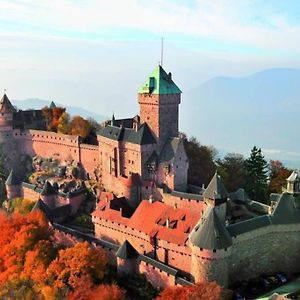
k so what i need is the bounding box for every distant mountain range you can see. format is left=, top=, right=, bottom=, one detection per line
left=12, top=98, right=108, bottom=123
left=11, top=68, right=300, bottom=169
left=181, top=68, right=300, bottom=168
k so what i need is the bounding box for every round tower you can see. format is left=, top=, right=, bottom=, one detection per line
left=188, top=205, right=232, bottom=287
left=5, top=170, right=21, bottom=200
left=41, top=181, right=57, bottom=209
left=0, top=94, right=15, bottom=139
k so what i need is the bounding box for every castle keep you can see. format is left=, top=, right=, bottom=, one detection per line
left=1, top=65, right=300, bottom=289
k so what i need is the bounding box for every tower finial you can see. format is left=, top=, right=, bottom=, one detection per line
left=111, top=113, right=116, bottom=126
left=160, top=37, right=164, bottom=67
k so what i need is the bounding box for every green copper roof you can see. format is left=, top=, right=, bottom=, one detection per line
left=138, top=65, right=182, bottom=95
left=49, top=101, right=56, bottom=108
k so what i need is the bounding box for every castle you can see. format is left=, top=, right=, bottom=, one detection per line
left=1, top=65, right=300, bottom=289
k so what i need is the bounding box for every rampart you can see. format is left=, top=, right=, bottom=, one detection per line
left=161, top=189, right=207, bottom=214
left=12, top=129, right=99, bottom=178
left=189, top=221, right=300, bottom=287
left=93, top=214, right=193, bottom=274
left=52, top=223, right=192, bottom=289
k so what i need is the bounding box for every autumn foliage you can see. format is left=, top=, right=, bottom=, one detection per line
left=0, top=211, right=120, bottom=299
left=47, top=241, right=108, bottom=289
left=156, top=281, right=232, bottom=300
left=42, top=106, right=66, bottom=132
left=0, top=211, right=51, bottom=284
left=68, top=276, right=125, bottom=300
left=69, top=115, right=91, bottom=138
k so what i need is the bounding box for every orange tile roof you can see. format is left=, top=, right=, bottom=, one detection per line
left=92, top=197, right=201, bottom=246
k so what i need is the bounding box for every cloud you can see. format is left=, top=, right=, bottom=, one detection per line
left=0, top=0, right=300, bottom=54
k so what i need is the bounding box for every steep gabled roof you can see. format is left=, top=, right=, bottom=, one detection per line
left=0, top=94, right=15, bottom=113
left=41, top=181, right=56, bottom=196
left=98, top=123, right=156, bottom=145
left=98, top=125, right=124, bottom=141
left=189, top=206, right=232, bottom=250
left=138, top=65, right=182, bottom=95
left=124, top=123, right=156, bottom=145
left=116, top=240, right=139, bottom=259
left=159, top=137, right=183, bottom=165
left=5, top=170, right=20, bottom=186
left=203, top=173, right=229, bottom=200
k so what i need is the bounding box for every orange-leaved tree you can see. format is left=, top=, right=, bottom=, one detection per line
left=21, top=239, right=58, bottom=283
left=42, top=106, right=66, bottom=132
left=0, top=211, right=52, bottom=284
left=68, top=276, right=125, bottom=300
left=57, top=112, right=71, bottom=134
left=156, top=281, right=232, bottom=300
left=70, top=116, right=91, bottom=138
left=46, top=241, right=108, bottom=289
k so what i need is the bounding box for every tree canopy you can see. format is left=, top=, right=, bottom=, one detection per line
left=156, top=281, right=232, bottom=300
left=268, top=160, right=292, bottom=194
left=244, top=146, right=268, bottom=203
left=217, top=153, right=246, bottom=192
left=183, top=135, right=217, bottom=187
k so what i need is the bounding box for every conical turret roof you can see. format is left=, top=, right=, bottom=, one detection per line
left=116, top=240, right=139, bottom=259
left=5, top=170, right=20, bottom=186
left=189, top=206, right=232, bottom=250
left=0, top=94, right=15, bottom=113
left=203, top=172, right=229, bottom=200
left=41, top=181, right=56, bottom=196
left=138, top=65, right=181, bottom=95
left=31, top=199, right=51, bottom=216
left=49, top=101, right=56, bottom=108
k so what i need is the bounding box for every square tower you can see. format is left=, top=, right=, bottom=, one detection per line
left=138, top=65, right=181, bottom=144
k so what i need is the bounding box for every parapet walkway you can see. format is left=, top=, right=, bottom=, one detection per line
left=53, top=223, right=192, bottom=287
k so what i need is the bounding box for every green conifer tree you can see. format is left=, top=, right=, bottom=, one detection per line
left=244, top=146, right=268, bottom=203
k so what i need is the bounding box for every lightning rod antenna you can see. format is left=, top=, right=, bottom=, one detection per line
left=161, top=37, right=164, bottom=67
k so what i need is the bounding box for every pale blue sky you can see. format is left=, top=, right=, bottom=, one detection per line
left=0, top=0, right=300, bottom=161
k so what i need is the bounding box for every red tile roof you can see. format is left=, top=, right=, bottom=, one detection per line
left=92, top=196, right=201, bottom=246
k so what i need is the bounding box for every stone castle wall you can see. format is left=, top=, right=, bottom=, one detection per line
left=53, top=225, right=184, bottom=289
left=228, top=223, right=300, bottom=284
left=93, top=214, right=194, bottom=274
left=188, top=222, right=300, bottom=287
left=10, top=129, right=99, bottom=178
left=160, top=191, right=207, bottom=214
left=22, top=186, right=40, bottom=201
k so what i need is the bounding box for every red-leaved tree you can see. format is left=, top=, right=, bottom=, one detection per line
left=156, top=281, right=232, bottom=300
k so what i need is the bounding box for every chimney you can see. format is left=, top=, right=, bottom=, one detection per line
left=120, top=207, right=123, bottom=216
left=149, top=194, right=153, bottom=204
left=166, top=218, right=169, bottom=228
left=173, top=203, right=177, bottom=210
left=105, top=195, right=108, bottom=203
